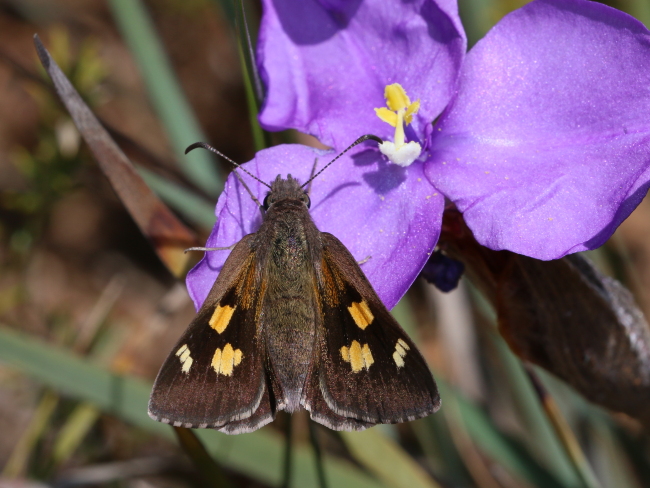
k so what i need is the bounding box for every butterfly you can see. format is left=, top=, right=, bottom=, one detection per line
left=148, top=135, right=440, bottom=434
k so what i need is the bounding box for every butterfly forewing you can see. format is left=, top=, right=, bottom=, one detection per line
left=304, top=233, right=440, bottom=427
left=148, top=235, right=275, bottom=432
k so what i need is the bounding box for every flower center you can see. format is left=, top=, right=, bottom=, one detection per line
left=374, top=83, right=422, bottom=166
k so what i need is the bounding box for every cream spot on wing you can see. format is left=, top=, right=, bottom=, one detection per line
left=393, top=351, right=405, bottom=368
left=209, top=304, right=236, bottom=334
left=348, top=300, right=374, bottom=330
left=362, top=343, right=374, bottom=368
left=234, top=348, right=243, bottom=366
left=212, top=348, right=221, bottom=372
left=393, top=338, right=410, bottom=368
left=176, top=344, right=193, bottom=374
left=341, top=340, right=373, bottom=373
left=181, top=357, right=193, bottom=373
left=340, top=345, right=351, bottom=362
left=212, top=343, right=243, bottom=376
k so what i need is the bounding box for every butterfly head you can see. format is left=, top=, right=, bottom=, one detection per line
left=263, top=175, right=311, bottom=211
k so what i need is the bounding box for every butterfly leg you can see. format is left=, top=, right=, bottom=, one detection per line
left=184, top=244, right=236, bottom=253
left=232, top=170, right=265, bottom=211
left=306, top=158, right=319, bottom=196
left=357, top=255, right=372, bottom=265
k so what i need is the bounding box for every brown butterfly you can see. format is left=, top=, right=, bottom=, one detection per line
left=149, top=136, right=439, bottom=434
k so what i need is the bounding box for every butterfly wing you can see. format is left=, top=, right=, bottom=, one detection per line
left=303, top=232, right=439, bottom=430
left=148, top=234, right=275, bottom=434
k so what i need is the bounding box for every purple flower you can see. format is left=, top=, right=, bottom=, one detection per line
left=188, top=0, right=650, bottom=311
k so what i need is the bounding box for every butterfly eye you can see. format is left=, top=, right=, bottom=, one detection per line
left=304, top=194, right=311, bottom=209
left=263, top=194, right=271, bottom=210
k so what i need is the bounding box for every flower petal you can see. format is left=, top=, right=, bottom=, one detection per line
left=427, top=0, right=650, bottom=260
left=257, top=0, right=466, bottom=150
left=187, top=144, right=444, bottom=310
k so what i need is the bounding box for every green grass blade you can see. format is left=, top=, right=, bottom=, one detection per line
left=173, top=427, right=233, bottom=488
left=137, top=166, right=216, bottom=230
left=341, top=429, right=442, bottom=488
left=437, top=378, right=568, bottom=488
left=52, top=403, right=101, bottom=465
left=486, top=332, right=582, bottom=487
left=0, top=327, right=385, bottom=488
left=468, top=283, right=582, bottom=486
left=108, top=0, right=222, bottom=197
left=236, top=0, right=264, bottom=103
left=237, top=39, right=270, bottom=152
left=3, top=390, right=59, bottom=478
left=527, top=370, right=601, bottom=488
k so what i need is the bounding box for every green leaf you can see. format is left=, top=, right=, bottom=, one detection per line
left=52, top=403, right=101, bottom=465
left=485, top=332, right=584, bottom=487
left=2, top=390, right=59, bottom=478
left=173, top=427, right=233, bottom=488
left=341, top=429, right=442, bottom=488
left=108, top=0, right=223, bottom=197
left=0, top=327, right=385, bottom=488
left=137, top=166, right=216, bottom=230
left=436, top=378, right=567, bottom=488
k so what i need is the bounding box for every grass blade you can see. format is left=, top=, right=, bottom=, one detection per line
left=3, top=391, right=59, bottom=478
left=108, top=0, right=222, bottom=197
left=484, top=331, right=580, bottom=486
left=173, top=427, right=233, bottom=488
left=137, top=166, right=217, bottom=230
left=52, top=403, right=101, bottom=466
left=0, top=327, right=385, bottom=488
left=341, top=429, right=442, bottom=488
left=436, top=378, right=567, bottom=488
left=527, top=369, right=602, bottom=488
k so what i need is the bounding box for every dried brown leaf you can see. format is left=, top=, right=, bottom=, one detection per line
left=440, top=209, right=650, bottom=425
left=33, top=34, right=198, bottom=278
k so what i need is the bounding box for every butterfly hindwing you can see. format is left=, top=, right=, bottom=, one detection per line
left=304, top=232, right=440, bottom=428
left=148, top=234, right=275, bottom=433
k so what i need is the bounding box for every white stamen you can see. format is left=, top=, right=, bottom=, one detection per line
left=379, top=141, right=422, bottom=167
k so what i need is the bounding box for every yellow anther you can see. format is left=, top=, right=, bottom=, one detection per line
left=385, top=83, right=411, bottom=111
left=404, top=99, right=420, bottom=125
left=374, top=107, right=398, bottom=127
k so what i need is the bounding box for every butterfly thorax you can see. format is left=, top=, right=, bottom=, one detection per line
left=256, top=176, right=321, bottom=412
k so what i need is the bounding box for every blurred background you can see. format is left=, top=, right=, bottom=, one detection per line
left=1, top=0, right=650, bottom=487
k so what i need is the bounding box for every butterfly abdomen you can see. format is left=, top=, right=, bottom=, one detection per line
left=263, top=205, right=321, bottom=412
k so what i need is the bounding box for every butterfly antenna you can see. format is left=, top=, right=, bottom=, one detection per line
left=186, top=142, right=271, bottom=189
left=301, top=134, right=382, bottom=189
